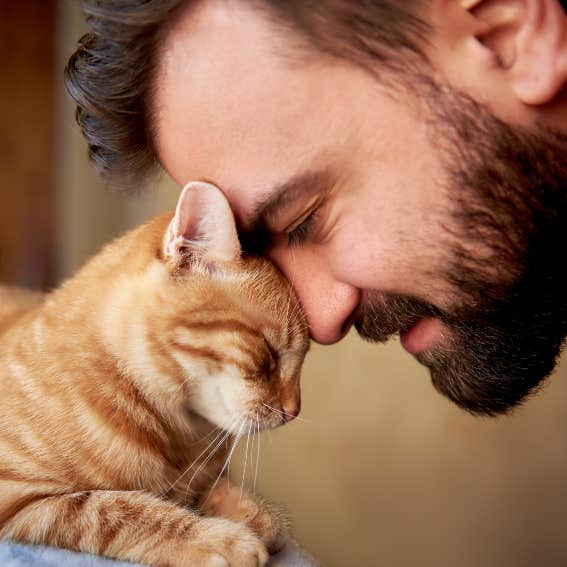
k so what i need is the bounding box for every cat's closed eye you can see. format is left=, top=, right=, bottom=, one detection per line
left=263, top=341, right=278, bottom=374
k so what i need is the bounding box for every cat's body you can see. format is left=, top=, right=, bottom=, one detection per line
left=0, top=183, right=309, bottom=567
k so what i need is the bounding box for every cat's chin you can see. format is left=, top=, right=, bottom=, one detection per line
left=186, top=409, right=219, bottom=430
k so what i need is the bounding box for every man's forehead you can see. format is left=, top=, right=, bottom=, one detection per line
left=156, top=16, right=344, bottom=219
left=154, top=0, right=372, bottom=233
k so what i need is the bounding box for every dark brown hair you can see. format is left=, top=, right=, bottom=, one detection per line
left=65, top=0, right=429, bottom=190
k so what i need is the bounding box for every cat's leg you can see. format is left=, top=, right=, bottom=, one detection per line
left=198, top=478, right=288, bottom=554
left=0, top=489, right=268, bottom=567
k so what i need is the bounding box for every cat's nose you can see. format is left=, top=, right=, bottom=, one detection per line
left=281, top=401, right=300, bottom=423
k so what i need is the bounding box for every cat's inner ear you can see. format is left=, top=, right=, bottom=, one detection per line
left=163, top=181, right=241, bottom=265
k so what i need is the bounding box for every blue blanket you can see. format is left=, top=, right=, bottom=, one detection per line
left=0, top=540, right=319, bottom=566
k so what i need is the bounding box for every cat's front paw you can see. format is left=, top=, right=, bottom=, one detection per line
left=188, top=517, right=268, bottom=567
left=247, top=502, right=289, bottom=555
left=198, top=483, right=289, bottom=555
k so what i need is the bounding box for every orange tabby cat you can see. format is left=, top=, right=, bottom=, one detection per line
left=0, top=182, right=309, bottom=567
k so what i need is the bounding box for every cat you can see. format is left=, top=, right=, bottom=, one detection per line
left=0, top=181, right=310, bottom=567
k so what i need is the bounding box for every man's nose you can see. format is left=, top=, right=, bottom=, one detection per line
left=270, top=247, right=360, bottom=344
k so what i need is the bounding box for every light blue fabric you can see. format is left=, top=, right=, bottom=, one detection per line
left=0, top=540, right=319, bottom=566
left=0, top=542, right=135, bottom=566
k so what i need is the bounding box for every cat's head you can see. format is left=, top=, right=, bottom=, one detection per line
left=142, top=182, right=310, bottom=434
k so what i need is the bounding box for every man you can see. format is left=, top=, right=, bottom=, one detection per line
left=66, top=0, right=566, bottom=417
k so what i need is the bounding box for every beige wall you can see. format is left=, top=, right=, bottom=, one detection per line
left=56, top=3, right=567, bottom=566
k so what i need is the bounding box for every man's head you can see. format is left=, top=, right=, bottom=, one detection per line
left=65, top=0, right=431, bottom=187
left=66, top=0, right=567, bottom=416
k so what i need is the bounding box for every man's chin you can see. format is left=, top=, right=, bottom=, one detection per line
left=357, top=314, right=560, bottom=417
left=418, top=353, right=533, bottom=417
left=414, top=323, right=560, bottom=417
left=354, top=286, right=565, bottom=416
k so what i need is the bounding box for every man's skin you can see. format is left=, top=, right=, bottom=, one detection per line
left=152, top=0, right=566, bottom=415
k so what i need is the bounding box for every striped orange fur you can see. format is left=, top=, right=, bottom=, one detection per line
left=0, top=183, right=309, bottom=566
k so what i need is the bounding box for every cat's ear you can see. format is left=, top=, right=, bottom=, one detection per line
left=162, top=181, right=241, bottom=266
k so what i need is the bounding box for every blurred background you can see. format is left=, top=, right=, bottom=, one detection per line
left=2, top=2, right=567, bottom=566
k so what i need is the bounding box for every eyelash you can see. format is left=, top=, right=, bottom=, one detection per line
left=287, top=209, right=318, bottom=248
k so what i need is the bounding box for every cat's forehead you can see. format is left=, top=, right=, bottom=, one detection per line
left=149, top=242, right=308, bottom=349
left=212, top=265, right=308, bottom=350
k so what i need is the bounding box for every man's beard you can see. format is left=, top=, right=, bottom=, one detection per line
left=355, top=80, right=567, bottom=417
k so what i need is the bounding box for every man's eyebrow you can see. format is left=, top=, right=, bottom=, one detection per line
left=247, top=169, right=335, bottom=233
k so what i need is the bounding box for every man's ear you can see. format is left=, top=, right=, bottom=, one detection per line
left=463, top=0, right=567, bottom=105
left=162, top=181, right=241, bottom=266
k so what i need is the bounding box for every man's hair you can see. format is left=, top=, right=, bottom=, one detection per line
left=65, top=0, right=430, bottom=189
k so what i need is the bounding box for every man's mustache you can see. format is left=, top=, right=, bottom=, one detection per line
left=355, top=292, right=441, bottom=343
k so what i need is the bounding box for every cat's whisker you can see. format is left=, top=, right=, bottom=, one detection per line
left=228, top=416, right=247, bottom=484
left=240, top=418, right=253, bottom=500
left=286, top=290, right=303, bottom=322
left=183, top=425, right=235, bottom=499
left=284, top=300, right=303, bottom=334
left=196, top=415, right=242, bottom=471
left=283, top=285, right=295, bottom=328
left=189, top=424, right=222, bottom=445
left=169, top=415, right=240, bottom=498
left=253, top=412, right=261, bottom=494
left=170, top=378, right=187, bottom=399
left=262, top=402, right=310, bottom=423
left=202, top=418, right=246, bottom=507
left=161, top=424, right=229, bottom=497
left=187, top=424, right=243, bottom=500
